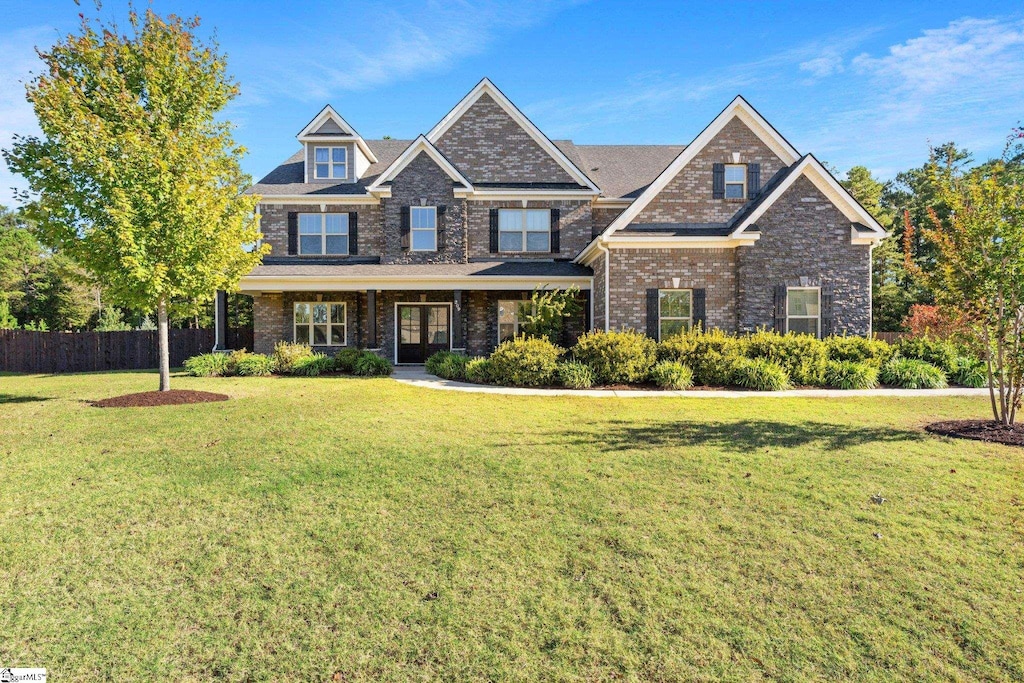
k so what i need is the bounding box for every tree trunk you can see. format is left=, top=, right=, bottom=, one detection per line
left=157, top=297, right=171, bottom=392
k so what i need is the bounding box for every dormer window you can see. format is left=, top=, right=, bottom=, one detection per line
left=724, top=164, right=746, bottom=199
left=314, top=146, right=347, bottom=179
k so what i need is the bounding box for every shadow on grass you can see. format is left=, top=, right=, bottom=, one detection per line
left=0, top=393, right=52, bottom=404
left=559, top=419, right=926, bottom=454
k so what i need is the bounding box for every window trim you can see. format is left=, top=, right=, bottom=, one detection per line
left=410, top=206, right=438, bottom=252
left=785, top=286, right=821, bottom=338
left=293, top=301, right=347, bottom=347
left=313, top=145, right=348, bottom=180
left=497, top=208, right=551, bottom=253
left=724, top=163, right=746, bottom=200
left=657, top=289, right=693, bottom=341
left=298, top=212, right=349, bottom=256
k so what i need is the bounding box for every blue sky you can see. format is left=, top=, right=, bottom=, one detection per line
left=1, top=0, right=1023, bottom=201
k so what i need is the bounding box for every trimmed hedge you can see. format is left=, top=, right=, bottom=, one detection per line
left=743, top=330, right=828, bottom=386
left=881, top=357, right=948, bottom=389
left=824, top=360, right=879, bottom=390
left=572, top=330, right=656, bottom=385
left=649, top=361, right=694, bottom=390
left=658, top=328, right=742, bottom=387
left=558, top=360, right=595, bottom=389
left=825, top=335, right=892, bottom=367
left=488, top=336, right=563, bottom=386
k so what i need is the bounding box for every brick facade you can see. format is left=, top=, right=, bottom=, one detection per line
left=736, top=176, right=872, bottom=335
left=381, top=153, right=467, bottom=264
left=465, top=199, right=591, bottom=260
left=259, top=203, right=383, bottom=258
left=634, top=117, right=786, bottom=224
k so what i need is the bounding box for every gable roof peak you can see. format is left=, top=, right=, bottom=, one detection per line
left=366, top=134, right=473, bottom=194
left=297, top=104, right=378, bottom=164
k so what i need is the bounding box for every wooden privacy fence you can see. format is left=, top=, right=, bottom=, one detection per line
left=0, top=328, right=237, bottom=373
left=873, top=331, right=904, bottom=344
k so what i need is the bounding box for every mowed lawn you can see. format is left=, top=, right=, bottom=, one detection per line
left=1, top=372, right=1022, bottom=682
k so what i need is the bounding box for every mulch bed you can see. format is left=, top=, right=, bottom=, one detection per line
left=926, top=420, right=1024, bottom=447
left=93, top=389, right=229, bottom=409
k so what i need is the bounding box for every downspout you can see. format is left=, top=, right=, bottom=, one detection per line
left=596, top=240, right=611, bottom=332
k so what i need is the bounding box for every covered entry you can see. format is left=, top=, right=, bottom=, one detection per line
left=396, top=304, right=450, bottom=363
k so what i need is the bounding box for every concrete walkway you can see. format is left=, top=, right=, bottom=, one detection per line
left=392, top=367, right=992, bottom=399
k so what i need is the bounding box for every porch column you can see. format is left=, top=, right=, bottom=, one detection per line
left=452, top=289, right=465, bottom=351
left=214, top=289, right=228, bottom=350
left=366, top=289, right=378, bottom=349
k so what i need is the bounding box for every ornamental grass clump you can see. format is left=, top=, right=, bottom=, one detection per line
left=571, top=330, right=656, bottom=385
left=487, top=336, right=563, bottom=386
left=649, top=360, right=694, bottom=390
left=183, top=352, right=230, bottom=377
left=558, top=360, right=595, bottom=389
left=731, top=357, right=792, bottom=391
left=824, top=360, right=879, bottom=390
left=290, top=352, right=334, bottom=377
left=352, top=351, right=392, bottom=377
left=425, top=351, right=469, bottom=381
left=880, top=357, right=948, bottom=389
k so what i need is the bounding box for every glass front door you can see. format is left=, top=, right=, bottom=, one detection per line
left=397, top=305, right=449, bottom=363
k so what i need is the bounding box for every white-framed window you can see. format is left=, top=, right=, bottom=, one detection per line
left=497, top=299, right=531, bottom=342
left=498, top=209, right=550, bottom=252
left=294, top=302, right=347, bottom=346
left=658, top=289, right=692, bottom=340
left=314, top=146, right=347, bottom=179
left=724, top=164, right=746, bottom=199
left=786, top=287, right=820, bottom=337
left=410, top=206, right=437, bottom=251
left=299, top=213, right=349, bottom=255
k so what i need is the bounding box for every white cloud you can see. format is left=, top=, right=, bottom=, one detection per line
left=0, top=26, right=52, bottom=203
left=799, top=54, right=844, bottom=79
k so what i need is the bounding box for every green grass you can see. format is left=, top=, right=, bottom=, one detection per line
left=1, top=372, right=1022, bottom=681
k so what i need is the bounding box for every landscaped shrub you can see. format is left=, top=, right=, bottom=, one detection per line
left=464, top=357, right=492, bottom=384
left=332, top=347, right=363, bottom=374
left=571, top=330, right=655, bottom=385
left=743, top=330, right=828, bottom=386
left=352, top=351, right=392, bottom=376
left=649, top=360, right=694, bottom=390
left=880, top=357, right=948, bottom=389
left=230, top=350, right=274, bottom=377
left=290, top=352, right=334, bottom=377
left=183, top=352, right=231, bottom=377
left=658, top=327, right=743, bottom=387
left=893, top=337, right=963, bottom=375
left=950, top=356, right=987, bottom=388
left=425, top=350, right=469, bottom=380
left=824, top=360, right=879, bottom=390
left=558, top=360, right=595, bottom=389
left=731, top=357, right=792, bottom=391
left=825, top=335, right=893, bottom=367
left=272, top=341, right=314, bottom=374
left=488, top=336, right=563, bottom=386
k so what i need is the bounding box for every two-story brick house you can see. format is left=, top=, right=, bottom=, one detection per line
left=230, top=78, right=886, bottom=363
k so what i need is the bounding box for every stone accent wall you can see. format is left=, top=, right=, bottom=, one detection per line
left=736, top=175, right=872, bottom=335
left=466, top=199, right=591, bottom=260
left=606, top=248, right=737, bottom=333
left=634, top=117, right=786, bottom=225
left=434, top=93, right=576, bottom=184
left=381, top=153, right=467, bottom=264
left=258, top=203, right=382, bottom=258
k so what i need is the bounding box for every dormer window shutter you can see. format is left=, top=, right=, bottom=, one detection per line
left=488, top=209, right=499, bottom=253
left=712, top=163, right=725, bottom=199
left=550, top=208, right=561, bottom=253
left=348, top=211, right=358, bottom=255
left=287, top=212, right=298, bottom=255
left=400, top=206, right=411, bottom=250
left=747, top=163, right=761, bottom=199
left=437, top=205, right=447, bottom=250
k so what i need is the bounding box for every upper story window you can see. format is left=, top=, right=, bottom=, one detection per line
left=499, top=209, right=550, bottom=252
left=658, top=289, right=692, bottom=340
left=410, top=207, right=437, bottom=251
left=299, top=213, right=349, bottom=255
left=314, top=146, right=347, bottom=179
left=786, top=287, right=820, bottom=337
left=724, top=164, right=746, bottom=199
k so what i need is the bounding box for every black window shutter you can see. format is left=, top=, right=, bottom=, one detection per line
left=820, top=284, right=834, bottom=338
left=773, top=285, right=788, bottom=333
left=489, top=208, right=499, bottom=253
left=550, top=208, right=560, bottom=253
left=747, top=163, right=761, bottom=199
left=287, top=212, right=298, bottom=255
left=646, top=288, right=660, bottom=339
left=437, top=205, right=447, bottom=250
left=400, top=206, right=410, bottom=250
left=692, top=288, right=707, bottom=332
left=712, top=163, right=725, bottom=199
left=348, top=211, right=358, bottom=255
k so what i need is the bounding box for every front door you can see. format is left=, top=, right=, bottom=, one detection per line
left=397, top=305, right=450, bottom=363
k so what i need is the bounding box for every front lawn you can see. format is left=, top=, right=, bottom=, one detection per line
left=0, top=372, right=1021, bottom=681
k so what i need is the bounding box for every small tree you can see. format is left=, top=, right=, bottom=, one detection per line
left=911, top=152, right=1024, bottom=425
left=4, top=9, right=267, bottom=390
left=518, top=285, right=582, bottom=344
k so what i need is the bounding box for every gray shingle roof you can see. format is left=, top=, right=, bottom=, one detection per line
left=247, top=139, right=413, bottom=196
left=246, top=259, right=592, bottom=279
left=618, top=222, right=732, bottom=237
